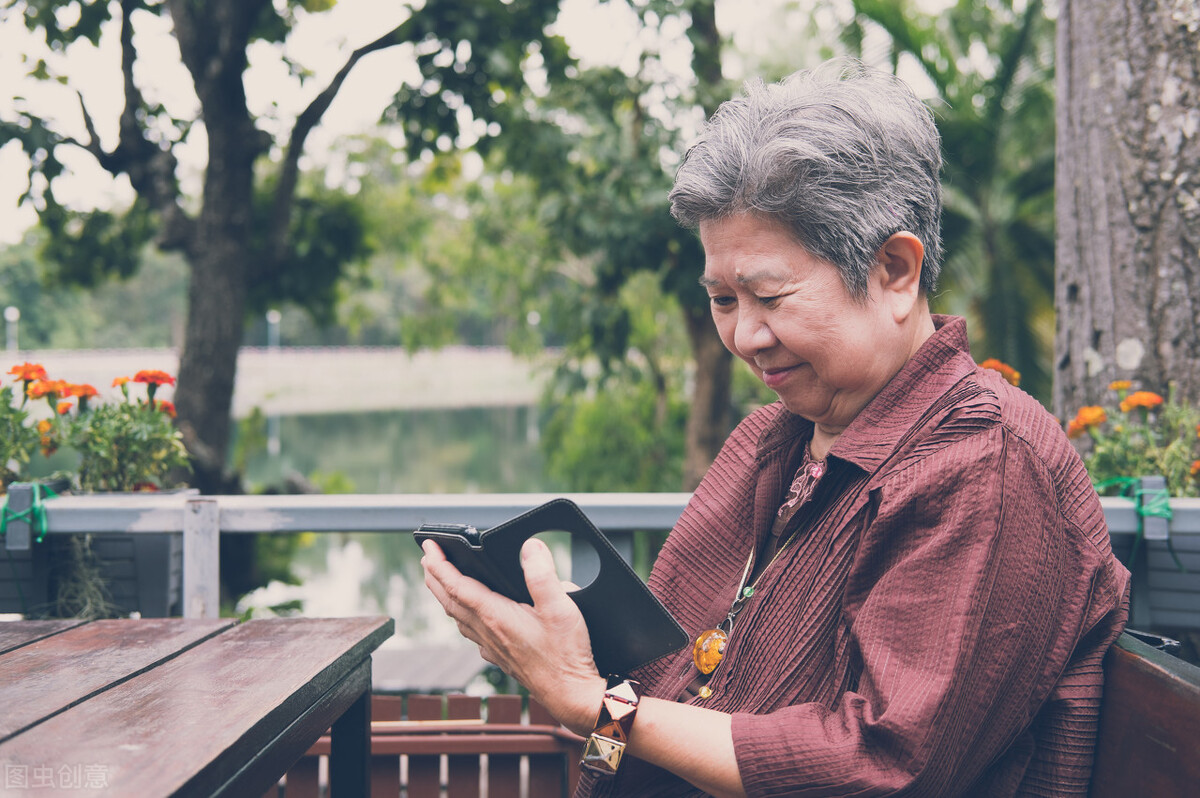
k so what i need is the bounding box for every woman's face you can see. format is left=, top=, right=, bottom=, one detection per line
left=700, top=213, right=915, bottom=436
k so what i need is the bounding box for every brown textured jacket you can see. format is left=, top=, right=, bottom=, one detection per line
left=576, top=316, right=1129, bottom=798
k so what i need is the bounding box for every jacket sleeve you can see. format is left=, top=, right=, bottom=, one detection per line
left=730, top=426, right=1125, bottom=797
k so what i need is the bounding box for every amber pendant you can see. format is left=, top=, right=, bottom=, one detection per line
left=692, top=628, right=728, bottom=675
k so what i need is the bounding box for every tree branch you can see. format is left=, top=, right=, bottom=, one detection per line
left=269, top=21, right=411, bottom=263
left=75, top=92, right=105, bottom=156
left=72, top=91, right=117, bottom=169
left=105, top=0, right=192, bottom=250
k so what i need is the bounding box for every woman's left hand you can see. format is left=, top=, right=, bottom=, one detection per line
left=421, top=536, right=606, bottom=734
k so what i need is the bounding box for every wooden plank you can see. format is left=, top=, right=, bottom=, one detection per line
left=446, top=695, right=482, bottom=798
left=368, top=734, right=578, bottom=756
left=370, top=695, right=403, bottom=798
left=0, top=619, right=85, bottom=655
left=528, top=699, right=569, bottom=797
left=1091, top=633, right=1200, bottom=798
left=210, top=657, right=369, bottom=796
left=0, top=616, right=391, bottom=797
left=486, top=695, right=523, bottom=798
left=212, top=660, right=372, bottom=798
left=405, top=695, right=444, bottom=798
left=0, top=618, right=234, bottom=742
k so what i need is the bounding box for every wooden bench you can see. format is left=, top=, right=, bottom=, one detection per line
left=273, top=693, right=583, bottom=797
left=1090, top=631, right=1200, bottom=798
left=274, top=631, right=1199, bottom=798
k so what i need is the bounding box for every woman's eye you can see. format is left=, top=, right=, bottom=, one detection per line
left=758, top=295, right=783, bottom=307
left=709, top=295, right=736, bottom=308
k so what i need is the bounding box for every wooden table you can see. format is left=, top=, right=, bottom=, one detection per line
left=0, top=615, right=393, bottom=796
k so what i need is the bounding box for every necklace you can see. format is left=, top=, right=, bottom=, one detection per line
left=691, top=448, right=827, bottom=696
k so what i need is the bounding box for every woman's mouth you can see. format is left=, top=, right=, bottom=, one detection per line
left=761, top=365, right=800, bottom=389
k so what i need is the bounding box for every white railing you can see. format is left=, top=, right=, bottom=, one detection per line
left=21, top=492, right=691, bottom=619
left=5, top=491, right=1199, bottom=627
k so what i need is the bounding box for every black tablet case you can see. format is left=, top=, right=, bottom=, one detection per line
left=413, top=498, right=687, bottom=676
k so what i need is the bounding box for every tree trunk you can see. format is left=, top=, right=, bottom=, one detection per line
left=168, top=0, right=267, bottom=493
left=1055, top=0, right=1200, bottom=418
left=677, top=0, right=732, bottom=491
left=174, top=237, right=250, bottom=494
left=682, top=306, right=732, bottom=490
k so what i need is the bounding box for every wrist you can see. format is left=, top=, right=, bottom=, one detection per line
left=564, top=675, right=609, bottom=736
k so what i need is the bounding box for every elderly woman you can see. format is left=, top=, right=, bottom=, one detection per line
left=422, top=60, right=1129, bottom=797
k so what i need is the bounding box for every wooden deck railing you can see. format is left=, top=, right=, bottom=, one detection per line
left=7, top=489, right=1197, bottom=629
left=266, top=693, right=583, bottom=798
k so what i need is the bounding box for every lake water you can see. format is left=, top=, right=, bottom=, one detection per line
left=233, top=405, right=576, bottom=687
left=240, top=405, right=547, bottom=494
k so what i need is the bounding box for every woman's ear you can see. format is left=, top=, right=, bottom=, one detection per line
left=875, top=232, right=925, bottom=322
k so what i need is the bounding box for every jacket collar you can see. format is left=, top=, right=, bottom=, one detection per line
left=754, top=315, right=978, bottom=474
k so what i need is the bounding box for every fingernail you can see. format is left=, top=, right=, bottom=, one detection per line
left=521, top=537, right=544, bottom=561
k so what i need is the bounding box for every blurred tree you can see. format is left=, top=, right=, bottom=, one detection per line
left=0, top=0, right=569, bottom=491
left=389, top=0, right=738, bottom=489
left=1055, top=0, right=1200, bottom=415
left=848, top=0, right=1057, bottom=403
left=0, top=235, right=187, bottom=349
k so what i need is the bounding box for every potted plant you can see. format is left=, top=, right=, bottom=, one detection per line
left=1060, top=380, right=1200, bottom=632
left=1, top=363, right=191, bottom=618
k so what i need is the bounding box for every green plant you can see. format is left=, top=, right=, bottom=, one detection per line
left=4, top=363, right=190, bottom=493
left=0, top=381, right=39, bottom=489
left=1065, top=381, right=1200, bottom=498
left=68, top=371, right=190, bottom=493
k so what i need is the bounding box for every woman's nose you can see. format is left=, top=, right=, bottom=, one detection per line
left=733, top=311, right=775, bottom=356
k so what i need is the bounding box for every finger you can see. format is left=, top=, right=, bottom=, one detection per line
left=520, top=537, right=567, bottom=607
left=420, top=539, right=445, bottom=560
left=477, top=645, right=501, bottom=667
left=423, top=545, right=497, bottom=613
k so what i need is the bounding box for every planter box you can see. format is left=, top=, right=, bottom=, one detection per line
left=1104, top=489, right=1200, bottom=631
left=0, top=543, right=52, bottom=615
left=0, top=533, right=182, bottom=618
left=1, top=484, right=182, bottom=618
left=1110, top=530, right=1200, bottom=629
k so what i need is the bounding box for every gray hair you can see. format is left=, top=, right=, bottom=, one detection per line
left=669, top=59, right=943, bottom=298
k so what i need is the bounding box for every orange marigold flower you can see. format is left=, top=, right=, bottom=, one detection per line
left=1075, top=406, right=1108, bottom=428
left=26, top=379, right=68, bottom=399
left=36, top=419, right=53, bottom=434
left=133, top=369, right=176, bottom=386
left=1066, top=418, right=1086, bottom=439
left=1119, top=391, right=1164, bottom=413
left=8, top=362, right=46, bottom=381
left=66, top=383, right=99, bottom=398
left=979, top=358, right=1020, bottom=387
left=156, top=399, right=177, bottom=418
left=1108, top=380, right=1132, bottom=392
left=56, top=400, right=73, bottom=415
left=1192, top=460, right=1200, bottom=478
left=112, top=376, right=130, bottom=387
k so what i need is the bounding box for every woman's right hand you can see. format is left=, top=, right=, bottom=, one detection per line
left=421, top=536, right=607, bottom=733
